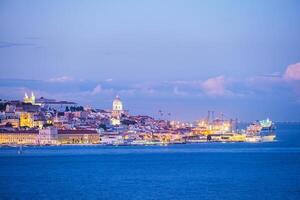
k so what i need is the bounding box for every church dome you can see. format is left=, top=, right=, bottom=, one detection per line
left=112, top=95, right=123, bottom=111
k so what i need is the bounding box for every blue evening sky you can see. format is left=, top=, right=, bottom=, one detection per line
left=0, top=0, right=300, bottom=121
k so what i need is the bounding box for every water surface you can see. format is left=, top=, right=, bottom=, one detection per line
left=0, top=124, right=299, bottom=200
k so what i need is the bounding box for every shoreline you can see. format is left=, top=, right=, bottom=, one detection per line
left=0, top=140, right=275, bottom=148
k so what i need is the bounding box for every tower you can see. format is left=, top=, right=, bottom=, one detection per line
left=24, top=93, right=29, bottom=103
left=31, top=92, right=35, bottom=104
left=23, top=92, right=36, bottom=105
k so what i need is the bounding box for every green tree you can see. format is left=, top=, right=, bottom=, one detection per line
left=0, top=103, right=7, bottom=111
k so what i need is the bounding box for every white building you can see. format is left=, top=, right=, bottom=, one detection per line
left=111, top=96, right=124, bottom=126
left=35, top=97, right=77, bottom=112
left=100, top=133, right=124, bottom=145
left=37, top=127, right=58, bottom=145
left=24, top=92, right=36, bottom=105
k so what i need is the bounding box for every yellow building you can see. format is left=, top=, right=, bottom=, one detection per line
left=20, top=112, right=34, bottom=128
left=0, top=130, right=38, bottom=145
left=58, top=130, right=100, bottom=144
left=23, top=92, right=36, bottom=105
left=0, top=129, right=100, bottom=145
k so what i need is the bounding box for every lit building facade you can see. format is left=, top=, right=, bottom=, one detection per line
left=57, top=130, right=100, bottom=144
left=20, top=112, right=34, bottom=128
left=0, top=130, right=38, bottom=145
left=111, top=96, right=124, bottom=126
left=37, top=127, right=58, bottom=145
left=100, top=133, right=124, bottom=145
left=0, top=129, right=100, bottom=145
left=23, top=92, right=36, bottom=105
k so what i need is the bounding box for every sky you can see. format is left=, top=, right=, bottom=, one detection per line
left=0, top=0, right=300, bottom=121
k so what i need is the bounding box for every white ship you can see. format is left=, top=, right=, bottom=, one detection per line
left=261, top=135, right=276, bottom=142
left=245, top=119, right=276, bottom=142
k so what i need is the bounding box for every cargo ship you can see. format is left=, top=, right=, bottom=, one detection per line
left=245, top=118, right=276, bottom=142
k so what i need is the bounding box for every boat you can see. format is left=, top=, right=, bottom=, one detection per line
left=245, top=135, right=261, bottom=143
left=245, top=119, right=276, bottom=142
left=18, top=145, right=23, bottom=155
left=246, top=121, right=261, bottom=135
left=260, top=118, right=275, bottom=132
left=261, top=135, right=276, bottom=142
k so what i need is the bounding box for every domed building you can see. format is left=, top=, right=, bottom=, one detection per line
left=112, top=95, right=123, bottom=111
left=111, top=95, right=124, bottom=126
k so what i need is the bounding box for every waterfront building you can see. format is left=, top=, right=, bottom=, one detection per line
left=0, top=130, right=38, bottom=145
left=100, top=132, right=124, bottom=145
left=0, top=128, right=100, bottom=145
left=37, top=127, right=58, bottom=145
left=57, top=129, right=100, bottom=144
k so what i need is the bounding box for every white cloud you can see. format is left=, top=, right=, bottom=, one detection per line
left=284, top=62, right=300, bottom=81
left=166, top=80, right=202, bottom=87
left=173, top=87, right=188, bottom=96
left=91, top=84, right=102, bottom=95
left=105, top=78, right=113, bottom=82
left=201, top=76, right=232, bottom=96
left=48, top=76, right=73, bottom=82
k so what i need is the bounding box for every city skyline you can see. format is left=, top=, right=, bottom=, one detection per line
left=1, top=0, right=300, bottom=121
left=1, top=2, right=300, bottom=199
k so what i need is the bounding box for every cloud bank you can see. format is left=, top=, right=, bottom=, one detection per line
left=201, top=76, right=232, bottom=97
left=0, top=62, right=299, bottom=121
left=284, top=63, right=300, bottom=81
